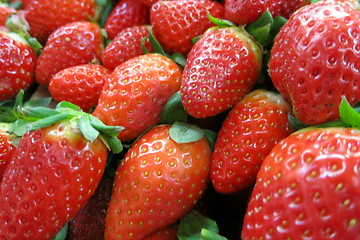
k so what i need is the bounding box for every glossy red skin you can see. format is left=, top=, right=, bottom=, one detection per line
left=0, top=124, right=16, bottom=183
left=143, top=226, right=178, bottom=240
left=211, top=89, right=293, bottom=194
left=150, top=0, right=225, bottom=55
left=242, top=127, right=360, bottom=240
left=224, top=0, right=309, bottom=25
left=104, top=0, right=150, bottom=40
left=180, top=26, right=262, bottom=118
left=93, top=54, right=182, bottom=142
left=24, top=0, right=96, bottom=44
left=67, top=177, right=113, bottom=240
left=48, top=64, right=111, bottom=112
left=0, top=120, right=108, bottom=240
left=0, top=32, right=36, bottom=101
left=35, top=21, right=103, bottom=86
left=101, top=25, right=153, bottom=70
left=0, top=6, right=16, bottom=27
left=140, top=0, right=160, bottom=8
left=104, top=124, right=212, bottom=240
left=269, top=1, right=360, bottom=125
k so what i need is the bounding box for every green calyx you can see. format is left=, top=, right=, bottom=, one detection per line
left=3, top=90, right=123, bottom=154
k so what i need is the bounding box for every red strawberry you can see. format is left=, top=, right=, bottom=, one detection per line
left=104, top=123, right=212, bottom=240
left=67, top=176, right=113, bottom=240
left=210, top=89, right=293, bottom=194
left=140, top=0, right=160, bottom=8
left=241, top=127, right=360, bottom=240
left=180, top=25, right=262, bottom=118
left=269, top=1, right=360, bottom=125
left=0, top=98, right=122, bottom=240
left=0, top=30, right=36, bottom=101
left=104, top=0, right=150, bottom=40
left=48, top=64, right=111, bottom=112
left=150, top=0, right=224, bottom=55
left=93, top=53, right=182, bottom=142
left=224, top=0, right=309, bottom=25
left=101, top=25, right=153, bottom=70
left=35, top=21, right=103, bottom=86
left=24, top=0, right=97, bottom=44
left=0, top=5, right=16, bottom=29
left=143, top=225, right=178, bottom=240
left=0, top=123, right=16, bottom=183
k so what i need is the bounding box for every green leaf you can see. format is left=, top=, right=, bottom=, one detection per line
left=339, top=97, right=360, bottom=128
left=169, top=122, right=204, bottom=144
left=21, top=107, right=58, bottom=120
left=89, top=115, right=123, bottom=137
left=55, top=101, right=82, bottom=111
left=52, top=223, right=68, bottom=240
left=148, top=31, right=168, bottom=56
left=23, top=97, right=52, bottom=108
left=248, top=23, right=272, bottom=46
left=178, top=211, right=221, bottom=240
left=9, top=119, right=33, bottom=137
left=160, top=91, right=188, bottom=124
left=170, top=52, right=186, bottom=68
left=30, top=112, right=71, bottom=131
left=204, top=129, right=217, bottom=151
left=201, top=229, right=228, bottom=240
left=100, top=134, right=123, bottom=154
left=207, top=12, right=234, bottom=27
left=78, top=115, right=100, bottom=142
left=245, top=11, right=274, bottom=46
left=141, top=37, right=151, bottom=54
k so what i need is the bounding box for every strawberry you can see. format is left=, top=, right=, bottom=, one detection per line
left=0, top=5, right=16, bottom=29
left=269, top=0, right=360, bottom=125
left=67, top=176, right=113, bottom=240
left=24, top=0, right=97, bottom=44
left=150, top=0, right=225, bottom=55
left=0, top=92, right=122, bottom=240
left=101, top=25, right=153, bottom=70
left=104, top=123, right=212, bottom=240
left=180, top=24, right=262, bottom=118
left=104, top=0, right=150, bottom=40
left=0, top=123, right=16, bottom=182
left=35, top=21, right=103, bottom=86
left=143, top=225, right=178, bottom=240
left=224, top=0, right=309, bottom=25
left=242, top=126, right=360, bottom=239
left=92, top=53, right=182, bottom=142
left=48, top=64, right=111, bottom=112
left=210, top=89, right=293, bottom=194
left=0, top=29, right=36, bottom=101
left=140, top=0, right=160, bottom=8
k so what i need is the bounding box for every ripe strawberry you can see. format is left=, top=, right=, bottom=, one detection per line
left=180, top=25, right=262, bottom=118
left=0, top=123, right=16, bottom=182
left=241, top=127, right=360, bottom=240
left=35, top=21, right=103, bottom=86
left=104, top=123, right=212, bottom=240
left=140, top=0, right=160, bottom=8
left=0, top=30, right=36, bottom=101
left=210, top=89, right=293, bottom=194
left=104, top=0, right=150, bottom=40
left=150, top=0, right=225, bottom=55
left=24, top=0, right=97, bottom=44
left=92, top=53, right=182, bottom=142
left=269, top=1, right=360, bottom=125
left=143, top=225, right=178, bottom=240
left=101, top=25, right=153, bottom=70
left=224, top=0, right=309, bottom=25
left=0, top=96, right=122, bottom=240
left=67, top=176, right=113, bottom=240
left=0, top=5, right=16, bottom=29
left=48, top=64, right=111, bottom=112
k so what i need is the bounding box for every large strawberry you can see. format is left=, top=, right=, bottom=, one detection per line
left=180, top=23, right=262, bottom=118
left=0, top=123, right=16, bottom=182
left=269, top=0, right=360, bottom=125
left=104, top=123, right=212, bottom=240
left=48, top=64, right=111, bottom=112
left=210, top=89, right=293, bottom=194
left=24, top=0, right=97, bottom=44
left=35, top=21, right=103, bottom=86
left=0, top=91, right=122, bottom=240
left=150, top=0, right=224, bottom=55
left=93, top=53, right=182, bottom=142
left=224, top=0, right=309, bottom=25
left=104, top=0, right=150, bottom=40
left=101, top=25, right=153, bottom=70
left=241, top=98, right=360, bottom=239
left=143, top=225, right=178, bottom=240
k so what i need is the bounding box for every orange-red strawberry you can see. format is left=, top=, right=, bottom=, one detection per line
left=0, top=123, right=16, bottom=183
left=180, top=24, right=262, bottom=118
left=150, top=0, right=224, bottom=55
left=210, top=89, right=293, bottom=194
left=101, top=25, right=153, bottom=70
left=24, top=0, right=97, bottom=44
left=35, top=21, right=103, bottom=86
left=104, top=0, right=150, bottom=40
left=104, top=123, right=212, bottom=240
left=93, top=53, right=182, bottom=142
left=48, top=64, right=111, bottom=112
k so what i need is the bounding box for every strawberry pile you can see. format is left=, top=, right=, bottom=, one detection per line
left=0, top=0, right=359, bottom=239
